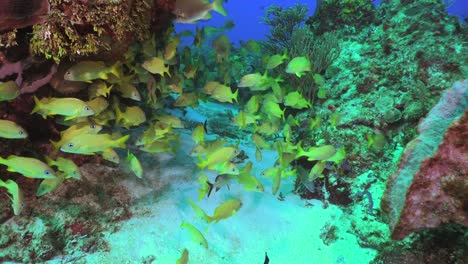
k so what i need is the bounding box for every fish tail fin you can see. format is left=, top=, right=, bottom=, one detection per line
left=109, top=61, right=121, bottom=79
left=295, top=141, right=304, bottom=158
left=165, top=66, right=171, bottom=78
left=125, top=149, right=131, bottom=162
left=116, top=135, right=130, bottom=149
left=0, top=156, right=6, bottom=166
left=49, top=139, right=61, bottom=152
left=233, top=89, right=239, bottom=103
left=202, top=120, right=208, bottom=134
left=44, top=155, right=55, bottom=166
left=196, top=156, right=207, bottom=170
left=212, top=0, right=227, bottom=16
left=0, top=179, right=6, bottom=188
left=31, top=96, right=43, bottom=116
left=206, top=181, right=214, bottom=198
left=115, top=105, right=123, bottom=125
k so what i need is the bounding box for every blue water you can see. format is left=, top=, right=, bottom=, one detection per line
left=176, top=0, right=468, bottom=45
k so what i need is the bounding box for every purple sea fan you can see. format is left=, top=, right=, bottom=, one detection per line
left=0, top=0, right=50, bottom=31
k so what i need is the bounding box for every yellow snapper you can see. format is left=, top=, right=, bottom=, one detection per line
left=32, top=96, right=95, bottom=120
left=286, top=56, right=311, bottom=77
left=192, top=122, right=206, bottom=145
left=187, top=198, right=210, bottom=222
left=231, top=110, right=259, bottom=129
left=126, top=151, right=143, bottom=178
left=183, top=64, right=198, bottom=79
left=36, top=172, right=65, bottom=197
left=0, top=155, right=56, bottom=179
left=203, top=81, right=223, bottom=95
left=88, top=80, right=113, bottom=99
left=60, top=134, right=129, bottom=154
left=45, top=156, right=81, bottom=180
left=327, top=146, right=346, bottom=164
left=196, top=146, right=239, bottom=169
left=208, top=161, right=239, bottom=175
left=115, top=105, right=146, bottom=129
left=115, top=82, right=142, bottom=101
left=266, top=51, right=288, bottom=70
left=238, top=72, right=269, bottom=91
left=0, top=80, right=20, bottom=101
left=50, top=122, right=102, bottom=151
left=284, top=91, right=311, bottom=109
left=174, top=0, right=227, bottom=24
left=64, top=61, right=120, bottom=82
left=254, top=120, right=281, bottom=136
left=208, top=198, right=242, bottom=223
left=308, top=161, right=326, bottom=181
left=136, top=122, right=174, bottom=146
left=93, top=109, right=116, bottom=126
left=139, top=140, right=176, bottom=154
left=190, top=138, right=227, bottom=157
left=100, top=148, right=120, bottom=164
left=176, top=248, right=189, bottom=264
left=237, top=162, right=264, bottom=192
left=261, top=167, right=281, bottom=178
left=210, top=85, right=238, bottom=103
left=252, top=133, right=269, bottom=149
left=180, top=221, right=208, bottom=248
left=197, top=173, right=211, bottom=200
left=154, top=114, right=184, bottom=129
left=86, top=96, right=109, bottom=115
left=0, top=119, right=28, bottom=139
left=244, top=40, right=261, bottom=54
left=271, top=169, right=282, bottom=195
left=244, top=95, right=260, bottom=114
left=174, top=92, right=199, bottom=107
left=261, top=97, right=285, bottom=120
left=212, top=34, right=231, bottom=62
left=164, top=36, right=180, bottom=61
left=142, top=57, right=171, bottom=77
left=0, top=179, right=24, bottom=215
left=295, top=143, right=336, bottom=161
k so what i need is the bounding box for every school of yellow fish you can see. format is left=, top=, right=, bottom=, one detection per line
left=0, top=0, right=367, bottom=261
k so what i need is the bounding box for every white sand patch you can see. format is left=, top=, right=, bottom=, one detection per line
left=76, top=102, right=377, bottom=263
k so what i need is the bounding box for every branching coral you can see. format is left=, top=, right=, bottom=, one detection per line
left=290, top=27, right=341, bottom=75
left=262, top=3, right=309, bottom=53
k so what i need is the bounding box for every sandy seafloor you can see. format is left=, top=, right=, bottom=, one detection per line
left=44, top=101, right=377, bottom=264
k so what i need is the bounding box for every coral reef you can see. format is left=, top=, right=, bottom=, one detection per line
left=382, top=80, right=467, bottom=240
left=307, top=0, right=376, bottom=35
left=0, top=0, right=176, bottom=62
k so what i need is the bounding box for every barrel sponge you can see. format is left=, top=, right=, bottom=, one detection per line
left=382, top=79, right=468, bottom=240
